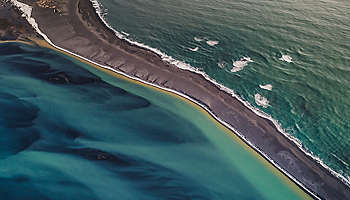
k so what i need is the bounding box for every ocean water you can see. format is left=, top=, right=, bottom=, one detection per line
left=0, top=42, right=312, bottom=199
left=96, top=0, right=350, bottom=180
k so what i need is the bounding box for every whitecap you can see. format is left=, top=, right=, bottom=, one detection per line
left=279, top=54, right=293, bottom=63
left=255, top=94, right=269, bottom=108
left=89, top=0, right=350, bottom=185
left=217, top=61, right=226, bottom=69
left=12, top=0, right=349, bottom=191
left=231, top=56, right=253, bottom=72
left=206, top=40, right=219, bottom=46
left=259, top=84, right=273, bottom=91
left=188, top=47, right=199, bottom=52
left=194, top=37, right=204, bottom=42
left=121, top=31, right=130, bottom=36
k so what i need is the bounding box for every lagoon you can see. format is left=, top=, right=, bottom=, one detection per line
left=0, top=42, right=311, bottom=200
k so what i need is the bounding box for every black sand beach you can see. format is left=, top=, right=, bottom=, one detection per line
left=0, top=1, right=37, bottom=40
left=3, top=0, right=350, bottom=199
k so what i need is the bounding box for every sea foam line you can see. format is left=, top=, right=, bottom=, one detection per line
left=9, top=0, right=349, bottom=196
left=4, top=1, right=328, bottom=198
left=89, top=0, right=350, bottom=190
left=260, top=84, right=273, bottom=91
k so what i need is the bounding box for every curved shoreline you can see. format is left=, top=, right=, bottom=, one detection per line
left=91, top=0, right=350, bottom=189
left=30, top=39, right=316, bottom=200
left=0, top=39, right=312, bottom=199
left=8, top=0, right=350, bottom=199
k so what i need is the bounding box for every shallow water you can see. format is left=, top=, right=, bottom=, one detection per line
left=97, top=0, right=350, bottom=179
left=0, top=42, right=311, bottom=199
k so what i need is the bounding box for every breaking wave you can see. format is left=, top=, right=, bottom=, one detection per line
left=206, top=40, right=219, bottom=46
left=259, top=84, right=273, bottom=91
left=279, top=54, right=293, bottom=63
left=231, top=56, right=253, bottom=72
left=8, top=0, right=350, bottom=193
left=255, top=93, right=270, bottom=108
left=188, top=46, right=199, bottom=52
left=89, top=0, right=350, bottom=189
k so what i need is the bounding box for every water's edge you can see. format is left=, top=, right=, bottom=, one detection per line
left=89, top=0, right=350, bottom=189
left=7, top=0, right=350, bottom=198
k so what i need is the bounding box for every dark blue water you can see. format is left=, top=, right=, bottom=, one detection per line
left=96, top=0, right=350, bottom=181
left=0, top=42, right=310, bottom=199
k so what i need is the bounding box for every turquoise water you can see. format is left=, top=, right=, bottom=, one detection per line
left=0, top=42, right=311, bottom=199
left=97, top=0, right=350, bottom=180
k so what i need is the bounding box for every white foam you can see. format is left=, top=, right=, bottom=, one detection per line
left=194, top=37, right=219, bottom=46
left=206, top=40, right=219, bottom=46
left=188, top=47, right=199, bottom=52
left=255, top=94, right=269, bottom=108
left=217, top=61, right=226, bottom=69
left=121, top=31, right=129, bottom=37
left=194, top=37, right=204, bottom=42
left=9, top=0, right=349, bottom=194
left=259, top=84, right=273, bottom=91
left=9, top=0, right=53, bottom=45
left=10, top=0, right=32, bottom=18
left=231, top=56, right=253, bottom=72
left=89, top=0, right=350, bottom=193
left=279, top=54, right=293, bottom=63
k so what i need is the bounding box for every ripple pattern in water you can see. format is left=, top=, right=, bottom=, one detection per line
left=97, top=0, right=350, bottom=178
left=0, top=43, right=311, bottom=199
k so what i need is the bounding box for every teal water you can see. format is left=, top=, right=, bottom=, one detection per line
left=0, top=42, right=311, bottom=199
left=96, top=0, right=350, bottom=180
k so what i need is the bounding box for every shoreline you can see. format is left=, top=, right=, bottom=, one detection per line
left=27, top=38, right=313, bottom=199
left=0, top=39, right=312, bottom=199
left=0, top=40, right=32, bottom=45
left=6, top=0, right=350, bottom=199
left=90, top=0, right=350, bottom=190
left=82, top=0, right=350, bottom=190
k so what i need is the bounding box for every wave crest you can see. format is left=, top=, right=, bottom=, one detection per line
left=259, top=84, right=273, bottom=91
left=254, top=94, right=269, bottom=108
left=87, top=0, right=350, bottom=190
left=231, top=56, right=253, bottom=72
left=9, top=0, right=349, bottom=192
left=279, top=54, right=293, bottom=63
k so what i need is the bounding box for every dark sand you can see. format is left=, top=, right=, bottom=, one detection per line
left=0, top=1, right=37, bottom=40
left=4, top=0, right=350, bottom=199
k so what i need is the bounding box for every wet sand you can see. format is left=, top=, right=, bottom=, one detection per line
left=5, top=0, right=350, bottom=199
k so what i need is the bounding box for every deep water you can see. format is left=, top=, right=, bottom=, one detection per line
left=0, top=43, right=310, bottom=199
left=97, top=0, right=350, bottom=180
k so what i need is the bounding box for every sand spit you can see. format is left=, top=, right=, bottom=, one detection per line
left=6, top=0, right=350, bottom=199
